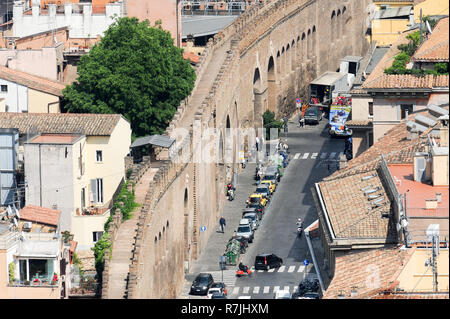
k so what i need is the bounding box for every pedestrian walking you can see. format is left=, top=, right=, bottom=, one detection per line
left=299, top=116, right=305, bottom=128
left=241, top=157, right=246, bottom=169
left=219, top=216, right=226, bottom=233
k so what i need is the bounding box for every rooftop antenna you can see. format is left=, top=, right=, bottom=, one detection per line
left=426, top=224, right=440, bottom=292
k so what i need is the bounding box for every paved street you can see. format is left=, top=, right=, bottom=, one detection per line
left=180, top=115, right=345, bottom=299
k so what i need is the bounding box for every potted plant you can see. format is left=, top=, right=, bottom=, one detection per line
left=51, top=273, right=58, bottom=285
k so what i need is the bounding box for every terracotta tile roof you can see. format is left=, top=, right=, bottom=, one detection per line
left=325, top=108, right=435, bottom=181
left=323, top=245, right=413, bottom=299
left=345, top=120, right=373, bottom=127
left=19, top=205, right=61, bottom=226
left=0, top=113, right=124, bottom=136
left=183, top=51, right=200, bottom=64
left=362, top=30, right=449, bottom=90
left=371, top=292, right=450, bottom=299
left=412, top=18, right=449, bottom=62
left=318, top=169, right=397, bottom=239
left=0, top=65, right=66, bottom=97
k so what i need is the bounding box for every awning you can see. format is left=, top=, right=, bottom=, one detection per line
left=310, top=72, right=346, bottom=86
left=16, top=240, right=59, bottom=258
left=374, top=6, right=412, bottom=19
left=130, top=135, right=175, bottom=149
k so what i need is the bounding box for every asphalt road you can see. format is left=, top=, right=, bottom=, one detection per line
left=231, top=116, right=345, bottom=299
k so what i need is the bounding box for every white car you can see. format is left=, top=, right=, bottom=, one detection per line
left=206, top=287, right=222, bottom=299
left=274, top=290, right=292, bottom=299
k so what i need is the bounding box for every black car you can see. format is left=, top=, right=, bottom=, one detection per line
left=304, top=106, right=322, bottom=124
left=246, top=202, right=264, bottom=216
left=189, top=273, right=214, bottom=295
left=254, top=253, right=283, bottom=270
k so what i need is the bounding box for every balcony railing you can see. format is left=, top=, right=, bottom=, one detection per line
left=9, top=279, right=59, bottom=287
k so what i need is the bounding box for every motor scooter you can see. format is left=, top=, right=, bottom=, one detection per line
left=227, top=183, right=235, bottom=201
left=236, top=265, right=252, bottom=277
left=297, top=218, right=303, bottom=237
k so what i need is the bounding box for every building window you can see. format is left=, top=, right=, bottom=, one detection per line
left=400, top=104, right=413, bottom=119
left=93, top=231, right=103, bottom=243
left=368, top=102, right=373, bottom=117
left=90, top=178, right=103, bottom=204
left=96, top=150, right=103, bottom=162
left=1, top=85, right=7, bottom=92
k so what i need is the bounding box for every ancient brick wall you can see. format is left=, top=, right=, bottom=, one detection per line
left=111, top=0, right=372, bottom=299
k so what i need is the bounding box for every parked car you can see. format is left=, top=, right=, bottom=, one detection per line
left=236, top=223, right=254, bottom=243
left=263, top=169, right=280, bottom=183
left=254, top=253, right=283, bottom=270
left=274, top=290, right=292, bottom=299
left=255, top=184, right=271, bottom=198
left=244, top=204, right=264, bottom=218
left=210, top=291, right=227, bottom=299
left=242, top=207, right=262, bottom=220
left=248, top=193, right=267, bottom=206
left=190, top=273, right=214, bottom=295
left=260, top=180, right=276, bottom=193
left=242, top=212, right=259, bottom=230
left=303, top=106, right=322, bottom=124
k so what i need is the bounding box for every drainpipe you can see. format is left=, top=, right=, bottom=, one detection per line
left=304, top=221, right=325, bottom=295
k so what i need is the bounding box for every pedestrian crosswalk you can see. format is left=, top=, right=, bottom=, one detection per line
left=293, top=152, right=343, bottom=160
left=231, top=284, right=307, bottom=296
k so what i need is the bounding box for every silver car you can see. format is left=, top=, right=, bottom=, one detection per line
left=242, top=212, right=259, bottom=230
left=236, top=224, right=254, bottom=243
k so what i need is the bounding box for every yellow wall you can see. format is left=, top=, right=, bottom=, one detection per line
left=28, top=89, right=61, bottom=113
left=371, top=18, right=410, bottom=46
left=397, top=249, right=449, bottom=292
left=414, top=0, right=449, bottom=23
left=431, top=153, right=449, bottom=186
left=351, top=95, right=373, bottom=121
left=70, top=117, right=131, bottom=250
left=0, top=99, right=5, bottom=112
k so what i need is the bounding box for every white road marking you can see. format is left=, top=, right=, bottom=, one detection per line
left=273, top=286, right=280, bottom=293
left=268, top=268, right=275, bottom=272
left=253, top=286, right=260, bottom=294
left=288, top=266, right=296, bottom=273
left=298, top=265, right=305, bottom=272
left=277, top=265, right=286, bottom=272
left=263, top=286, right=270, bottom=294
left=233, top=287, right=240, bottom=294
left=302, top=153, right=309, bottom=159
left=243, top=286, right=250, bottom=294
left=311, top=152, right=318, bottom=159
left=329, top=152, right=336, bottom=159
left=320, top=152, right=327, bottom=159
left=284, top=286, right=290, bottom=292
left=338, top=152, right=344, bottom=159
left=294, top=153, right=301, bottom=159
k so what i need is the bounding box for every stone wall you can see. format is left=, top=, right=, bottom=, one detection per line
left=104, top=0, right=372, bottom=298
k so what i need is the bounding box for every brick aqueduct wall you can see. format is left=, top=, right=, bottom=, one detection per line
left=102, top=0, right=372, bottom=298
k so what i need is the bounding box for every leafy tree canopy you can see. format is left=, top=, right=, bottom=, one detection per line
left=62, top=17, right=196, bottom=137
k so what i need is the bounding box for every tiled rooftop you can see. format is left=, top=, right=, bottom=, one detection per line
left=362, top=28, right=449, bottom=90
left=412, top=17, right=449, bottom=62
left=0, top=112, right=125, bottom=136
left=28, top=133, right=82, bottom=144
left=323, top=245, right=413, bottom=299
left=318, top=169, right=397, bottom=239
left=388, top=164, right=449, bottom=217
left=0, top=65, right=66, bottom=96
left=19, top=205, right=61, bottom=227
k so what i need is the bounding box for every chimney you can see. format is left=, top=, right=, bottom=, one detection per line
left=409, top=8, right=414, bottom=25
left=407, top=125, right=419, bottom=140
left=436, top=193, right=442, bottom=203
left=413, top=152, right=429, bottom=182
left=425, top=199, right=438, bottom=209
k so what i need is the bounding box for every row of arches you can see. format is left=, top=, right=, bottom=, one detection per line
left=331, top=6, right=348, bottom=45
left=153, top=220, right=171, bottom=263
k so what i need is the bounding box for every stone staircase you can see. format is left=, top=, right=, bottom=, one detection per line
left=104, top=166, right=157, bottom=299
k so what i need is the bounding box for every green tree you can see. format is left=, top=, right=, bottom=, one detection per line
left=262, top=110, right=284, bottom=140
left=62, top=17, right=196, bottom=137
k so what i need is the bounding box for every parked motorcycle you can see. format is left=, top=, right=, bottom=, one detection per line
left=297, top=218, right=303, bottom=237
left=227, top=183, right=235, bottom=201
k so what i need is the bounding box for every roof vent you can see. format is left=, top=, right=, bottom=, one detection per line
left=371, top=197, right=385, bottom=205
left=364, top=186, right=381, bottom=195
left=361, top=185, right=373, bottom=191
left=361, top=173, right=377, bottom=181
left=368, top=193, right=382, bottom=200
left=436, top=193, right=442, bottom=203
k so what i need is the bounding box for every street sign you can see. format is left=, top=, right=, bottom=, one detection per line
left=200, top=226, right=206, bottom=232
left=296, top=98, right=301, bottom=104
left=303, top=259, right=310, bottom=266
